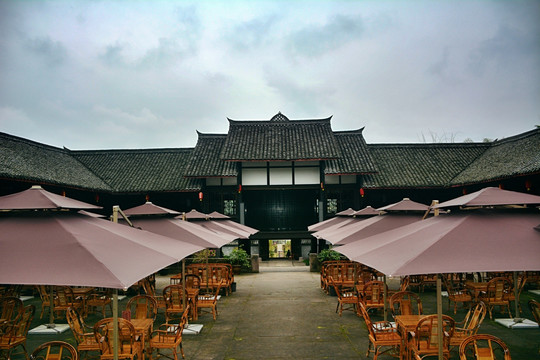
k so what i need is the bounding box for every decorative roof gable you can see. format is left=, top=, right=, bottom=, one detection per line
left=220, top=113, right=341, bottom=161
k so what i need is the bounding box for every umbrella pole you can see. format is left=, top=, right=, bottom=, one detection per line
left=182, top=259, right=186, bottom=311
left=113, top=289, right=119, bottom=360
left=513, top=271, right=519, bottom=320
left=437, top=274, right=443, bottom=360
left=47, top=285, right=55, bottom=328
left=383, top=275, right=388, bottom=322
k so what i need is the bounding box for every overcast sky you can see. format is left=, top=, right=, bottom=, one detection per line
left=1, top=1, right=539, bottom=150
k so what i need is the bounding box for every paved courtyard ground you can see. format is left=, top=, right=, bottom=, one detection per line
left=13, top=260, right=540, bottom=359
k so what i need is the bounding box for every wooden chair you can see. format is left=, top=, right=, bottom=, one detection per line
left=529, top=299, right=540, bottom=325
left=183, top=275, right=201, bottom=290
left=163, top=286, right=186, bottom=323
left=328, top=277, right=358, bottom=317
left=443, top=276, right=472, bottom=314
left=198, top=281, right=223, bottom=321
left=389, top=291, right=422, bottom=317
left=30, top=341, right=79, bottom=360
left=93, top=318, right=143, bottom=360
left=0, top=304, right=35, bottom=360
left=87, top=289, right=112, bottom=318
left=0, top=296, right=24, bottom=328
left=450, top=301, right=487, bottom=351
left=505, top=274, right=527, bottom=314
left=126, top=295, right=157, bottom=322
left=479, top=277, right=512, bottom=319
left=407, top=314, right=455, bottom=360
left=458, top=334, right=511, bottom=360
left=360, top=281, right=387, bottom=314
left=66, top=307, right=100, bottom=359
left=54, top=287, right=83, bottom=320
left=140, top=277, right=166, bottom=313
left=358, top=302, right=400, bottom=360
left=35, top=286, right=52, bottom=320
left=149, top=306, right=189, bottom=360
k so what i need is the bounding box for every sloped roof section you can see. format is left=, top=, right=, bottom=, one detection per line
left=450, top=128, right=540, bottom=186
left=325, top=129, right=378, bottom=175
left=0, top=132, right=111, bottom=191
left=184, top=133, right=237, bottom=177
left=363, top=143, right=489, bottom=188
left=72, top=148, right=201, bottom=192
left=220, top=113, right=341, bottom=161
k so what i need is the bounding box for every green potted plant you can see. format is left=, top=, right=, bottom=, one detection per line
left=317, top=248, right=343, bottom=264
left=227, top=248, right=251, bottom=274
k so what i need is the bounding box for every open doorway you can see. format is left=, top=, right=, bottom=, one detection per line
left=268, top=239, right=291, bottom=259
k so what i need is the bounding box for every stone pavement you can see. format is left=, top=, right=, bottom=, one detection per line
left=178, top=260, right=368, bottom=359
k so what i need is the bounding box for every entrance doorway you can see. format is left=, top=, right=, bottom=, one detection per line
left=268, top=239, right=291, bottom=259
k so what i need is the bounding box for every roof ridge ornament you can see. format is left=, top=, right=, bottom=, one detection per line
left=270, top=112, right=289, bottom=122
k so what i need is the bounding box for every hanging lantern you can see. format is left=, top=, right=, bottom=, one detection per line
left=462, top=188, right=467, bottom=195
left=62, top=190, right=66, bottom=197
left=525, top=179, right=532, bottom=191
left=145, top=194, right=150, bottom=202
left=320, top=182, right=324, bottom=191
left=95, top=194, right=100, bottom=203
left=238, top=184, right=242, bottom=194
left=359, top=188, right=365, bottom=197
left=198, top=192, right=203, bottom=201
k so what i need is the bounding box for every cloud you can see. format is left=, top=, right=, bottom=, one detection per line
left=24, top=36, right=68, bottom=67
left=224, top=14, right=279, bottom=51
left=286, top=14, right=364, bottom=58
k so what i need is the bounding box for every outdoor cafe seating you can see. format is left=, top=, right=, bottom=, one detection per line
left=478, top=277, right=513, bottom=319
left=358, top=302, right=400, bottom=360
left=0, top=304, right=35, bottom=360
left=458, top=334, right=511, bottom=360
left=360, top=280, right=387, bottom=315
left=66, top=307, right=100, bottom=359
left=449, top=301, right=487, bottom=352
left=197, top=281, right=224, bottom=321
left=93, top=318, right=143, bottom=360
left=0, top=296, right=24, bottom=331
left=30, top=341, right=79, bottom=360
left=149, top=306, right=190, bottom=360
left=406, top=314, right=455, bottom=360
left=389, top=291, right=423, bottom=317
left=328, top=277, right=358, bottom=317
left=442, top=276, right=472, bottom=314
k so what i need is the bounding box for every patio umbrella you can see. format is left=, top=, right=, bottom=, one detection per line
left=337, top=208, right=540, bottom=359
left=308, top=206, right=379, bottom=232
left=311, top=217, right=359, bottom=240
left=207, top=211, right=259, bottom=236
left=376, top=197, right=430, bottom=212
left=352, top=206, right=381, bottom=216
left=434, top=186, right=540, bottom=208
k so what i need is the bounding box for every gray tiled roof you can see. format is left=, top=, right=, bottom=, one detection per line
left=71, top=148, right=201, bottom=192
left=220, top=113, right=341, bottom=161
left=184, top=133, right=238, bottom=177
left=0, top=132, right=111, bottom=191
left=363, top=143, right=489, bottom=188
left=325, top=129, right=378, bottom=175
left=450, top=128, right=540, bottom=185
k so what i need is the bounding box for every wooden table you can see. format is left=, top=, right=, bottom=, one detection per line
left=395, top=314, right=426, bottom=360
left=109, top=318, right=153, bottom=360
left=72, top=287, right=95, bottom=317
left=465, top=281, right=488, bottom=301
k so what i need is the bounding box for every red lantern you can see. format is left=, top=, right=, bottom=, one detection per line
left=145, top=194, right=149, bottom=202
left=462, top=188, right=467, bottom=195
left=525, top=179, right=532, bottom=191
left=238, top=184, right=242, bottom=194
left=62, top=190, right=66, bottom=197
left=198, top=192, right=203, bottom=201
left=320, top=182, right=325, bottom=191
left=359, top=188, right=365, bottom=197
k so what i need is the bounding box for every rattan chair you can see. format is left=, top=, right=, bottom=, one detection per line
left=149, top=306, right=189, bottom=360
left=360, top=281, right=387, bottom=314
left=479, top=277, right=512, bottom=319
left=358, top=302, right=400, bottom=360
left=0, top=304, right=35, bottom=360
left=66, top=307, right=100, bottom=359
left=35, top=286, right=52, bottom=320
left=53, top=286, right=83, bottom=320
left=443, top=276, right=472, bottom=314
left=328, top=277, right=358, bottom=317
left=408, top=314, right=455, bottom=360
left=459, top=334, right=511, bottom=360
left=450, top=301, right=487, bottom=351
left=198, top=281, right=223, bottom=320
left=87, top=289, right=112, bottom=318
left=389, top=291, right=422, bottom=317
left=93, top=318, right=143, bottom=360
left=0, top=296, right=24, bottom=328
left=529, top=299, right=540, bottom=325
left=125, top=295, right=157, bottom=322
left=30, top=341, right=79, bottom=360
left=163, top=286, right=187, bottom=323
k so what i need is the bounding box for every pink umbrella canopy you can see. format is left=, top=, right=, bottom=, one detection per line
left=352, top=206, right=381, bottom=216
left=326, top=213, right=424, bottom=245
left=312, top=217, right=358, bottom=240
left=337, top=210, right=540, bottom=276
left=0, top=212, right=202, bottom=289
left=377, top=198, right=429, bottom=212
left=336, top=208, right=356, bottom=216
left=121, top=203, right=236, bottom=248
left=184, top=209, right=209, bottom=220
left=123, top=201, right=181, bottom=216
left=0, top=185, right=101, bottom=210
left=207, top=211, right=259, bottom=235
left=434, top=187, right=540, bottom=208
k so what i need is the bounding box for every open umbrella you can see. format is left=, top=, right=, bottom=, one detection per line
left=433, top=186, right=540, bottom=208
left=207, top=211, right=259, bottom=236
left=0, top=186, right=202, bottom=359
left=337, top=188, right=540, bottom=359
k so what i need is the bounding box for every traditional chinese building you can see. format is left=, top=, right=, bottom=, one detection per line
left=1, top=113, right=539, bottom=260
